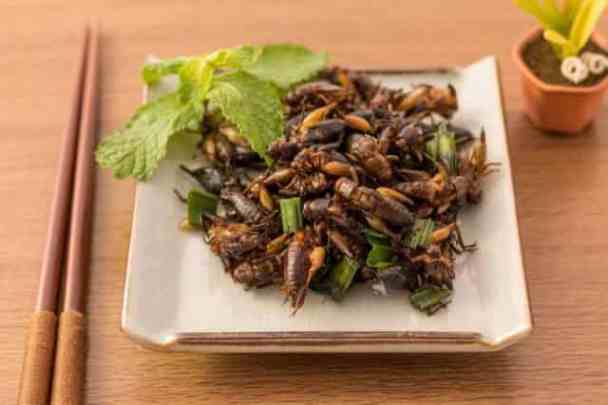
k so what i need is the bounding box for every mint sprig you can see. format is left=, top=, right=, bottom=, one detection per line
left=96, top=44, right=328, bottom=181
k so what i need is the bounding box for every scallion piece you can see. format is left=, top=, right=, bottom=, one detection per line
left=425, top=131, right=439, bottom=160
left=437, top=124, right=458, bottom=174
left=425, top=123, right=458, bottom=174
left=365, top=229, right=395, bottom=268
left=366, top=243, right=394, bottom=268
left=408, top=219, right=435, bottom=249
left=328, top=257, right=359, bottom=301
left=364, top=228, right=391, bottom=244
left=187, top=189, right=218, bottom=226
left=279, top=197, right=303, bottom=233
left=410, top=286, right=453, bottom=315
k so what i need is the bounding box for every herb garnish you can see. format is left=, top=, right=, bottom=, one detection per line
left=96, top=44, right=328, bottom=180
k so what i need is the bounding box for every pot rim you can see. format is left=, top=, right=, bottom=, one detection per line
left=513, top=26, right=608, bottom=94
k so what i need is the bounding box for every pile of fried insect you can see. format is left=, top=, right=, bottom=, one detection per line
left=178, top=67, right=496, bottom=315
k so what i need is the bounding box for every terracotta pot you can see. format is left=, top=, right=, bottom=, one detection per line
left=513, top=27, right=608, bottom=134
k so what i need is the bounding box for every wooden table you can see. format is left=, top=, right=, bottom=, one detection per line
left=3, top=1, right=608, bottom=403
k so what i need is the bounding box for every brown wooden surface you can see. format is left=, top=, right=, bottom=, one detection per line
left=2, top=1, right=608, bottom=403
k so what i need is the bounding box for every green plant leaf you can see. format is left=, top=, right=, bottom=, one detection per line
left=544, top=28, right=577, bottom=58
left=514, top=0, right=570, bottom=35
left=205, top=45, right=262, bottom=69
left=141, top=57, right=191, bottom=85
left=544, top=28, right=570, bottom=45
left=178, top=58, right=215, bottom=103
left=544, top=0, right=568, bottom=29
left=142, top=46, right=261, bottom=86
left=244, top=44, right=328, bottom=89
left=207, top=71, right=284, bottom=164
left=563, top=0, right=583, bottom=26
left=569, top=0, right=608, bottom=56
left=95, top=92, right=202, bottom=180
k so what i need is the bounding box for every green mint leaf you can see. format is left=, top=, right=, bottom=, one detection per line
left=95, top=92, right=202, bottom=180
left=142, top=45, right=260, bottom=87
left=244, top=44, right=328, bottom=89
left=178, top=58, right=215, bottom=103
left=142, top=57, right=191, bottom=85
left=205, top=45, right=262, bottom=69
left=207, top=71, right=283, bottom=164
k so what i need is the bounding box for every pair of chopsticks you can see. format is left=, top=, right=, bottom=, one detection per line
left=17, top=24, right=98, bottom=405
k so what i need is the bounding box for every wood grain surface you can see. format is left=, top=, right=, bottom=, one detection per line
left=2, top=1, right=608, bottom=403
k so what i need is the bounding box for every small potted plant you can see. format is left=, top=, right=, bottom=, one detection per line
left=513, top=0, right=608, bottom=133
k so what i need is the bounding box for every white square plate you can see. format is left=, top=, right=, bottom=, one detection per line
left=122, top=56, right=532, bottom=352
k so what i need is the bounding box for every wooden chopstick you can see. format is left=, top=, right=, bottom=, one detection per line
left=17, top=26, right=90, bottom=405
left=50, top=23, right=99, bottom=405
